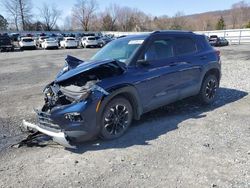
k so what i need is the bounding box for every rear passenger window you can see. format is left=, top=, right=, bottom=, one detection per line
left=175, top=37, right=197, bottom=56
left=145, top=39, right=174, bottom=61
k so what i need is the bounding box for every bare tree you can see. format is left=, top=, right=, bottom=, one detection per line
left=231, top=1, right=250, bottom=28
left=230, top=6, right=238, bottom=29
left=18, top=0, right=32, bottom=30
left=2, top=0, right=32, bottom=31
left=71, top=0, right=98, bottom=31
left=170, top=12, right=186, bottom=30
left=101, top=4, right=120, bottom=31
left=2, top=0, right=20, bottom=31
left=153, top=15, right=172, bottom=30
left=63, top=16, right=73, bottom=31
left=39, top=3, right=61, bottom=31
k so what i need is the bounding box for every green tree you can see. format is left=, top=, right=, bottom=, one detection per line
left=245, top=21, right=250, bottom=28
left=216, top=16, right=226, bottom=30
left=0, top=15, right=8, bottom=30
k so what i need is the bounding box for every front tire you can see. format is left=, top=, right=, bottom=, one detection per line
left=99, top=97, right=133, bottom=140
left=199, top=75, right=219, bottom=105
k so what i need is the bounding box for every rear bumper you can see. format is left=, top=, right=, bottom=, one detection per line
left=21, top=46, right=36, bottom=50
left=22, top=120, right=75, bottom=148
left=65, top=43, right=77, bottom=47
left=45, top=44, right=58, bottom=48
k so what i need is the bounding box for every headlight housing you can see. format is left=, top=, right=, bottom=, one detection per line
left=64, top=112, right=83, bottom=122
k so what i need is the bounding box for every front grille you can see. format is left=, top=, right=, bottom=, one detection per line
left=36, top=110, right=61, bottom=131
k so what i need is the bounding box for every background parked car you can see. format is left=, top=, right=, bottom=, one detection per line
left=81, top=36, right=99, bottom=48
left=56, top=37, right=64, bottom=47
left=209, top=35, right=229, bottom=46
left=217, top=37, right=229, bottom=46
left=60, top=37, right=78, bottom=48
left=96, top=36, right=112, bottom=47
left=41, top=38, right=58, bottom=49
left=0, top=34, right=14, bottom=52
left=19, top=37, right=36, bottom=50
left=36, top=36, right=49, bottom=47
left=9, top=33, right=20, bottom=42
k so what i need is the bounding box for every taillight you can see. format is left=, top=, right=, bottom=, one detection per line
left=216, top=50, right=221, bottom=57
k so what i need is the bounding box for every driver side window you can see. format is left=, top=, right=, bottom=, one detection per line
left=143, top=39, right=174, bottom=61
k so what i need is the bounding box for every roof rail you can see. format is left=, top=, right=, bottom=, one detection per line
left=151, top=30, right=194, bottom=35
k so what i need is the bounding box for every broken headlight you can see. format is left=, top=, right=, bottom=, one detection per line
left=64, top=112, right=84, bottom=122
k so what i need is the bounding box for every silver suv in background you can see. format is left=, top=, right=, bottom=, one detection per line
left=81, top=36, right=99, bottom=48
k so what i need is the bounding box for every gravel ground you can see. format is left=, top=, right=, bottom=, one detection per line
left=0, top=46, right=249, bottom=188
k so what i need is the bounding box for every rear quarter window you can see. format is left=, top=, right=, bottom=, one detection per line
left=174, top=37, right=197, bottom=56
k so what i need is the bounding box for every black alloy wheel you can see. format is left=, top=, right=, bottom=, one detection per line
left=199, top=75, right=219, bottom=104
left=100, top=97, right=133, bottom=140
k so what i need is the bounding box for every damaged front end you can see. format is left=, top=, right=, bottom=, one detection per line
left=22, top=55, right=125, bottom=148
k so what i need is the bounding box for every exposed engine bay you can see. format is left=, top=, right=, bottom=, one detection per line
left=42, top=57, right=125, bottom=111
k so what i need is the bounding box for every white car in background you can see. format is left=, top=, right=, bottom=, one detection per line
left=81, top=36, right=99, bottom=48
left=36, top=36, right=49, bottom=47
left=41, top=38, right=58, bottom=49
left=60, top=37, right=78, bottom=48
left=19, top=37, right=36, bottom=50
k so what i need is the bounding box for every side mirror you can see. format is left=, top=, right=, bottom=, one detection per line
left=137, top=59, right=149, bottom=65
left=137, top=51, right=155, bottom=65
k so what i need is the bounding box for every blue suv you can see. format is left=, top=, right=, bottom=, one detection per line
left=23, top=31, right=221, bottom=148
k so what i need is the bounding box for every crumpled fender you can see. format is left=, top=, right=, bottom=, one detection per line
left=56, top=55, right=84, bottom=78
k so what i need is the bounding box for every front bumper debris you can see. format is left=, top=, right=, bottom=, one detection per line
left=22, top=120, right=75, bottom=148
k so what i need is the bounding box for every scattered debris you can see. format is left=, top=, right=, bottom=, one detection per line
left=211, top=183, right=217, bottom=187
left=11, top=132, right=53, bottom=148
left=203, top=143, right=210, bottom=148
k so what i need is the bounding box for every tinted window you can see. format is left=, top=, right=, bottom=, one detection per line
left=175, top=37, right=197, bottom=55
left=88, top=37, right=95, bottom=40
left=22, top=38, right=33, bottom=42
left=145, top=39, right=174, bottom=61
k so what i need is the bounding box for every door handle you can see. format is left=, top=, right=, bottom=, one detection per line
left=200, top=56, right=207, bottom=60
left=169, top=62, right=190, bottom=66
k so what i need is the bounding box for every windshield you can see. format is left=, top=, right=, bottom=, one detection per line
left=91, top=36, right=146, bottom=64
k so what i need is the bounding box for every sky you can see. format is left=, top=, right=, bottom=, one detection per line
left=0, top=0, right=249, bottom=26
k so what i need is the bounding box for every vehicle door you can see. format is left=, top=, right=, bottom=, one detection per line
left=133, top=36, right=181, bottom=112
left=173, top=36, right=203, bottom=99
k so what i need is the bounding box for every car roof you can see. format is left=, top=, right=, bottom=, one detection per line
left=119, top=30, right=196, bottom=40
left=21, top=37, right=33, bottom=39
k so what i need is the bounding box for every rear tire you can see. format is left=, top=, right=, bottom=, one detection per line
left=199, top=75, right=219, bottom=105
left=99, top=97, right=133, bottom=140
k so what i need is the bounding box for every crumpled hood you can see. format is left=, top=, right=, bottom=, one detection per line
left=55, top=57, right=126, bottom=83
